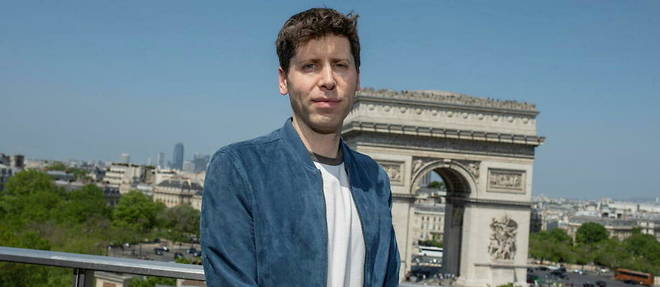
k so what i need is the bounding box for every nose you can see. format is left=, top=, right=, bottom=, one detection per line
left=318, top=64, right=336, bottom=91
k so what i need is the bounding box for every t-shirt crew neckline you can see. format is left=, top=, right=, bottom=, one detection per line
left=309, top=148, right=343, bottom=166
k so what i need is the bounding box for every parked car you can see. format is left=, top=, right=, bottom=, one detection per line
left=596, top=280, right=607, bottom=287
left=187, top=247, right=197, bottom=254
left=551, top=270, right=567, bottom=279
left=536, top=266, right=549, bottom=271
left=154, top=248, right=164, bottom=255
left=527, top=274, right=539, bottom=284
left=174, top=252, right=184, bottom=259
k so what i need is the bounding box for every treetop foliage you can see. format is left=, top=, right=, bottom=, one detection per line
left=530, top=223, right=660, bottom=274
left=0, top=170, right=202, bottom=286
left=576, top=222, right=609, bottom=245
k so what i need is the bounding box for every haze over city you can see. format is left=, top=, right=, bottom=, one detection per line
left=2, top=1, right=659, bottom=200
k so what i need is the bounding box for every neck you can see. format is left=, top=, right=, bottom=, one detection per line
left=291, top=116, right=341, bottom=159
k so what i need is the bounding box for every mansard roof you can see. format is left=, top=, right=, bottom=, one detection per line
left=157, top=179, right=203, bottom=191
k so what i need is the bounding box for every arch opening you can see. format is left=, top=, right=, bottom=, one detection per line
left=409, top=162, right=475, bottom=279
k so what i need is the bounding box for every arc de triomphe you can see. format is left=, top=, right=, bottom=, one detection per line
left=342, top=88, right=544, bottom=286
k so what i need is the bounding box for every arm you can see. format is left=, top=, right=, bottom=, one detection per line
left=383, top=225, right=401, bottom=287
left=201, top=150, right=259, bottom=287
left=383, top=172, right=401, bottom=286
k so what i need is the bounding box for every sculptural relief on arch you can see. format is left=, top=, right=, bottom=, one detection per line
left=342, top=88, right=544, bottom=287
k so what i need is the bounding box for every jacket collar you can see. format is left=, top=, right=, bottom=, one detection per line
left=279, top=118, right=353, bottom=172
left=279, top=118, right=319, bottom=172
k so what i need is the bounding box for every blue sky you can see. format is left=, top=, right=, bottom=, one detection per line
left=2, top=1, right=659, bottom=200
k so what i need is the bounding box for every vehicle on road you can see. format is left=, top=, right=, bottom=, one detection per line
left=187, top=247, right=197, bottom=254
left=595, top=280, right=607, bottom=287
left=583, top=282, right=595, bottom=287
left=572, top=269, right=585, bottom=275
left=550, top=269, right=568, bottom=279
left=536, top=266, right=549, bottom=271
left=153, top=248, right=164, bottom=255
left=614, top=268, right=654, bottom=286
left=174, top=252, right=184, bottom=259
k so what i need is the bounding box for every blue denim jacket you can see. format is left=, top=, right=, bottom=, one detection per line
left=201, top=119, right=400, bottom=286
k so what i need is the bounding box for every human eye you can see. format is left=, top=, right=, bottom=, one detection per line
left=334, top=61, right=349, bottom=69
left=301, top=63, right=316, bottom=72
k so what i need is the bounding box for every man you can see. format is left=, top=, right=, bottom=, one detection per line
left=201, top=8, right=400, bottom=286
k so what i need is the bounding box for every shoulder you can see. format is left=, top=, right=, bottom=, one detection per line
left=209, top=129, right=282, bottom=166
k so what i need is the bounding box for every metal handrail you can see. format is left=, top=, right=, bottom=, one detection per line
left=0, top=246, right=205, bottom=285
left=0, top=246, right=430, bottom=286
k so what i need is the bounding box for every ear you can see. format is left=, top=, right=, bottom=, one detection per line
left=278, top=67, right=288, bottom=95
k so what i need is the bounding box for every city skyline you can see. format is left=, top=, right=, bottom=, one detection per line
left=2, top=1, right=659, bottom=199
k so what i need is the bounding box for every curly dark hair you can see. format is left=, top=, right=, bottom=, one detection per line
left=276, top=8, right=360, bottom=73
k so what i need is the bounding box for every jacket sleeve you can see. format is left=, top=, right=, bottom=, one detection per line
left=201, top=150, right=259, bottom=287
left=383, top=172, right=401, bottom=286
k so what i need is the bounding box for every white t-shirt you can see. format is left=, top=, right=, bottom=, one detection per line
left=313, top=160, right=365, bottom=287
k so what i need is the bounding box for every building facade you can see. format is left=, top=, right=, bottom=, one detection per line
left=152, top=178, right=203, bottom=208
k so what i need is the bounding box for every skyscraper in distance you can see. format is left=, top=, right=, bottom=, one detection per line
left=172, top=143, right=184, bottom=170
left=157, top=152, right=166, bottom=169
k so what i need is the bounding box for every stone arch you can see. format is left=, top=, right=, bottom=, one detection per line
left=410, top=159, right=477, bottom=197
left=342, top=88, right=543, bottom=286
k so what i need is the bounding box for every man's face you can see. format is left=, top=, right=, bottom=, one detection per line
left=279, top=34, right=359, bottom=135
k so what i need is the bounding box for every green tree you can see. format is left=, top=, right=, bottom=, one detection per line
left=427, top=181, right=446, bottom=190
left=547, top=228, right=572, bottom=244
left=418, top=239, right=443, bottom=248
left=1, top=169, right=62, bottom=197
left=112, top=191, right=165, bottom=243
left=127, top=276, right=176, bottom=287
left=56, top=184, right=110, bottom=224
left=157, top=204, right=201, bottom=242
left=45, top=162, right=67, bottom=171
left=0, top=170, right=112, bottom=285
left=0, top=170, right=64, bottom=226
left=576, top=222, right=608, bottom=245
left=529, top=229, right=575, bottom=264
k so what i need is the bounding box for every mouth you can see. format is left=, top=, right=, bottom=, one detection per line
left=311, top=98, right=341, bottom=108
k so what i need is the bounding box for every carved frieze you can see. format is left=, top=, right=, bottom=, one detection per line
left=455, top=160, right=480, bottom=179
left=487, top=169, right=526, bottom=194
left=376, top=160, right=404, bottom=185
left=411, top=157, right=438, bottom=176
left=488, top=215, right=518, bottom=261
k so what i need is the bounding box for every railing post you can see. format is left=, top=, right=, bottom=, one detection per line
left=72, top=268, right=94, bottom=287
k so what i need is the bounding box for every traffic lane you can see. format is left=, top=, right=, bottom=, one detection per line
left=565, top=272, right=629, bottom=287
left=531, top=270, right=633, bottom=287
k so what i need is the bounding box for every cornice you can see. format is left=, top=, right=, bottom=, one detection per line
left=446, top=196, right=533, bottom=209
left=357, top=88, right=539, bottom=116
left=342, top=121, right=545, bottom=146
